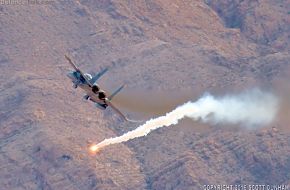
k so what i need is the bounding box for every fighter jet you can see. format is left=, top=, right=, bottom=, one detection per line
left=65, top=55, right=140, bottom=123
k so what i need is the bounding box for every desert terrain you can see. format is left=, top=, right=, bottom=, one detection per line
left=0, top=0, right=290, bottom=189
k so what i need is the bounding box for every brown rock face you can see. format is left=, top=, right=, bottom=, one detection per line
left=206, top=0, right=290, bottom=50
left=0, top=0, right=289, bottom=189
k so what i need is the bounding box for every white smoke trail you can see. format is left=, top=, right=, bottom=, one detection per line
left=90, top=89, right=279, bottom=152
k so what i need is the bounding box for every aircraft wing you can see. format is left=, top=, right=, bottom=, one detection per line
left=65, top=54, right=79, bottom=71
left=65, top=55, right=93, bottom=86
left=106, top=99, right=142, bottom=123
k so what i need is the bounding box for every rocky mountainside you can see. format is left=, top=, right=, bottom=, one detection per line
left=0, top=0, right=289, bottom=189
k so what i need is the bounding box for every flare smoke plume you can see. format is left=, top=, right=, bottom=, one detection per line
left=90, top=89, right=279, bottom=152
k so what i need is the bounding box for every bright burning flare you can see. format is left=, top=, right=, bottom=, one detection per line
left=90, top=89, right=279, bottom=152
left=89, top=145, right=99, bottom=152
left=90, top=145, right=98, bottom=152
left=88, top=142, right=102, bottom=154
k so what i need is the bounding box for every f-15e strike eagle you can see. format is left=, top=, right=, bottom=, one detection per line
left=65, top=55, right=140, bottom=123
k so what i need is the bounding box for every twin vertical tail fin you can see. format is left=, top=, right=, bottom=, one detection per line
left=89, top=67, right=124, bottom=101
left=90, top=67, right=109, bottom=85
left=108, top=85, right=125, bottom=101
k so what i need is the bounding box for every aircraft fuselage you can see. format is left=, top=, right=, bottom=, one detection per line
left=67, top=71, right=108, bottom=109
